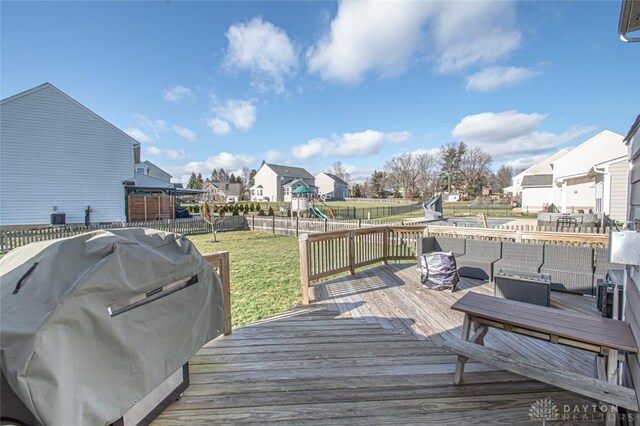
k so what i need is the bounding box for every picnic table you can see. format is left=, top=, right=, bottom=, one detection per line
left=443, top=292, right=639, bottom=424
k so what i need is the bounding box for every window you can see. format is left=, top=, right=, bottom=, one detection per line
left=136, top=167, right=145, bottom=174
left=257, top=189, right=263, bottom=196
left=285, top=187, right=291, bottom=195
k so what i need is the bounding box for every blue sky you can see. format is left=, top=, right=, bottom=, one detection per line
left=2, top=1, right=638, bottom=183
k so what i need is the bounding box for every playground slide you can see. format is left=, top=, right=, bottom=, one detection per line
left=315, top=199, right=335, bottom=219
left=310, top=207, right=329, bottom=220
left=423, top=195, right=445, bottom=222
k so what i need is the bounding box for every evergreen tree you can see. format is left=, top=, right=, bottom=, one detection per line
left=187, top=172, right=198, bottom=189
left=352, top=184, right=362, bottom=197
left=210, top=168, right=218, bottom=182
left=196, top=173, right=204, bottom=189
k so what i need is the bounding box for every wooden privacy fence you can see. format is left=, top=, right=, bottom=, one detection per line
left=298, top=225, right=610, bottom=304
left=127, top=195, right=175, bottom=221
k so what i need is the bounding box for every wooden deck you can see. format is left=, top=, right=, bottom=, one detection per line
left=154, top=265, right=606, bottom=424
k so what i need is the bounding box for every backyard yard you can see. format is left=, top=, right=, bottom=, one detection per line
left=187, top=231, right=300, bottom=327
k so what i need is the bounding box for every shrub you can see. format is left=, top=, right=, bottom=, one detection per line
left=232, top=207, right=239, bottom=216
left=257, top=209, right=265, bottom=216
left=243, top=204, right=249, bottom=215
left=201, top=202, right=211, bottom=221
left=268, top=207, right=275, bottom=216
left=256, top=203, right=261, bottom=211
left=193, top=205, right=200, bottom=213
left=249, top=203, right=255, bottom=212
left=212, top=204, right=219, bottom=213
left=219, top=208, right=225, bottom=217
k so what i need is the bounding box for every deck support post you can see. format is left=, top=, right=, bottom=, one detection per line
left=348, top=231, right=356, bottom=275
left=203, top=252, right=232, bottom=335
left=605, top=347, right=619, bottom=426
left=299, top=234, right=311, bottom=305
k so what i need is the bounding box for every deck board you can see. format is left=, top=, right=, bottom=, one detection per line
left=154, top=264, right=608, bottom=424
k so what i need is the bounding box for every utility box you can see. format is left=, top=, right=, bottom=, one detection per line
left=50, top=212, right=66, bottom=226
left=609, top=231, right=640, bottom=265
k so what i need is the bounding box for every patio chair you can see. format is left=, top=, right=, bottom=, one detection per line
left=540, top=245, right=595, bottom=295
left=456, top=239, right=501, bottom=281
left=417, top=236, right=465, bottom=259
left=594, top=247, right=624, bottom=285
left=493, top=242, right=544, bottom=274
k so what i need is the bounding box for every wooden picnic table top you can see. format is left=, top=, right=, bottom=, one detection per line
left=451, top=292, right=638, bottom=353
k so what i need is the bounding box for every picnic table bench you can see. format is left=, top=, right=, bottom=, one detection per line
left=443, top=292, right=639, bottom=423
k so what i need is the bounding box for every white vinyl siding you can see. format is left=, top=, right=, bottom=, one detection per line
left=0, top=85, right=135, bottom=226
left=608, top=159, right=629, bottom=223
left=521, top=187, right=553, bottom=212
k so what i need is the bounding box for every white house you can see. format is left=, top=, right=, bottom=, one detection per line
left=134, top=160, right=172, bottom=183
left=0, top=83, right=140, bottom=227
left=551, top=130, right=627, bottom=217
left=518, top=150, right=569, bottom=212
left=315, top=172, right=351, bottom=200
left=250, top=163, right=316, bottom=202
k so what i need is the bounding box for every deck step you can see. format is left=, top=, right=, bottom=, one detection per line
left=442, top=338, right=639, bottom=412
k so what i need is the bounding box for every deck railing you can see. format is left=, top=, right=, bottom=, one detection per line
left=203, top=251, right=232, bottom=335
left=298, top=225, right=610, bottom=304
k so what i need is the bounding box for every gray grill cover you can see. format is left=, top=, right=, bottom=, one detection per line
left=0, top=228, right=224, bottom=426
left=419, top=252, right=459, bottom=291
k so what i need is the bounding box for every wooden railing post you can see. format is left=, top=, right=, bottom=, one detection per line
left=299, top=234, right=311, bottom=305
left=203, top=251, right=232, bottom=335
left=383, top=227, right=389, bottom=265
left=349, top=231, right=356, bottom=275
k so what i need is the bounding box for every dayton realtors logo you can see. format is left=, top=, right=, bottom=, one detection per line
left=529, top=398, right=559, bottom=425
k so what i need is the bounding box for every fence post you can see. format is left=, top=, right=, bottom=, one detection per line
left=299, top=234, right=310, bottom=305
left=296, top=215, right=299, bottom=237
left=515, top=230, right=523, bottom=243
left=358, top=219, right=362, bottom=228
left=272, top=215, right=275, bottom=234
left=252, top=215, right=255, bottom=230
left=324, top=220, right=328, bottom=232
left=348, top=231, right=356, bottom=275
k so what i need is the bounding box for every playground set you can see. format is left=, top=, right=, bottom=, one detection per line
left=291, top=186, right=334, bottom=220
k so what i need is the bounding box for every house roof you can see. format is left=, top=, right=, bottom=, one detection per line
left=624, top=114, right=640, bottom=143
left=133, top=172, right=175, bottom=189
left=266, top=163, right=315, bottom=180
left=552, top=130, right=626, bottom=181
left=322, top=172, right=348, bottom=186
left=142, top=160, right=172, bottom=178
left=1, top=82, right=140, bottom=148
left=521, top=174, right=553, bottom=188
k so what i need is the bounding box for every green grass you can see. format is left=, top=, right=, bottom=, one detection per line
left=187, top=231, right=301, bottom=328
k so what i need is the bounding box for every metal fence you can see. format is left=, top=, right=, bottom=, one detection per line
left=315, top=202, right=423, bottom=219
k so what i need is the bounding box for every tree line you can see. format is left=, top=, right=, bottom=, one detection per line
left=351, top=142, right=516, bottom=199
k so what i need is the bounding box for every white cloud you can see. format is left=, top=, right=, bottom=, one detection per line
left=206, top=118, right=232, bottom=136
left=431, top=1, right=521, bottom=73
left=172, top=125, right=196, bottom=141
left=291, top=130, right=411, bottom=160
left=451, top=110, right=596, bottom=158
left=465, top=66, right=542, bottom=92
left=343, top=164, right=374, bottom=183
left=166, top=152, right=255, bottom=184
left=135, top=114, right=168, bottom=139
left=264, top=149, right=286, bottom=163
left=306, top=0, right=521, bottom=83
left=162, top=85, right=193, bottom=102
left=125, top=127, right=152, bottom=143
left=504, top=153, right=553, bottom=171
left=224, top=17, right=298, bottom=94
left=145, top=146, right=188, bottom=160
left=214, top=99, right=257, bottom=131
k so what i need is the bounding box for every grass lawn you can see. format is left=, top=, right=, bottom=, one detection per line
left=187, top=231, right=301, bottom=328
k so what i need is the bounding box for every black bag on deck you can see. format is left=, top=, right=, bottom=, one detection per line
left=419, top=252, right=459, bottom=291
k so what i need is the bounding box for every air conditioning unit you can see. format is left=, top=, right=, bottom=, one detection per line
left=50, top=212, right=66, bottom=226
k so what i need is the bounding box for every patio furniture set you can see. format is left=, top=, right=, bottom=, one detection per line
left=417, top=236, right=622, bottom=296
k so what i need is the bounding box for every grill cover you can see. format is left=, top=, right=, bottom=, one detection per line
left=0, top=228, right=224, bottom=426
left=419, top=252, right=459, bottom=291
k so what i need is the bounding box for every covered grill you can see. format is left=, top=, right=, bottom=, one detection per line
left=0, top=228, right=224, bottom=425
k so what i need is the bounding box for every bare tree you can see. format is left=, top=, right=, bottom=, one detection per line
left=329, top=161, right=351, bottom=183
left=416, top=152, right=437, bottom=198
left=494, top=165, right=514, bottom=192
left=384, top=153, right=420, bottom=199
left=459, top=147, right=492, bottom=196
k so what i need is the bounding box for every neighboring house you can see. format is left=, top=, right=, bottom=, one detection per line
left=315, top=172, right=351, bottom=200
left=446, top=193, right=460, bottom=202
left=0, top=83, right=140, bottom=227
left=551, top=130, right=627, bottom=217
left=134, top=160, right=172, bottom=183
left=202, top=181, right=242, bottom=203
left=250, top=163, right=316, bottom=202
left=591, top=156, right=629, bottom=222
left=521, top=175, right=554, bottom=212
left=507, top=150, right=569, bottom=200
